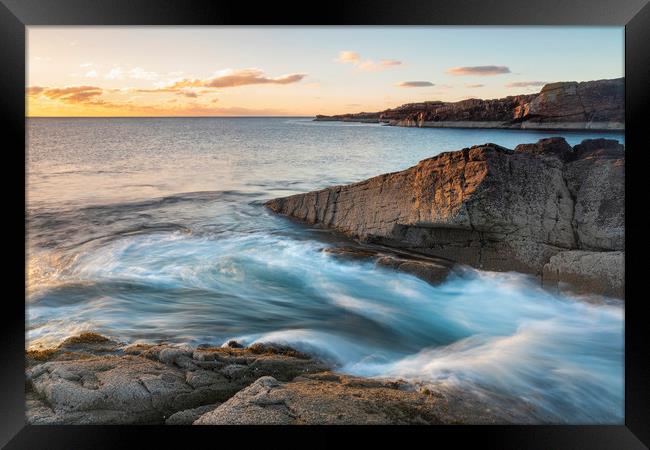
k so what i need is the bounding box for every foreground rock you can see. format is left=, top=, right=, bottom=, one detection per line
left=194, top=374, right=530, bottom=425
left=266, top=138, right=624, bottom=298
left=26, top=333, right=527, bottom=425
left=315, top=78, right=624, bottom=131
left=26, top=333, right=327, bottom=425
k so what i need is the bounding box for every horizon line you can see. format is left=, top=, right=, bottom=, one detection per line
left=26, top=115, right=317, bottom=119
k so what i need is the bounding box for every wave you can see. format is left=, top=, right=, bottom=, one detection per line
left=26, top=228, right=623, bottom=423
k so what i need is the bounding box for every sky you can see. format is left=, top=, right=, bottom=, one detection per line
left=26, top=26, right=624, bottom=117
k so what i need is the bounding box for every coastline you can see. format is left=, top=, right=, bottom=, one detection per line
left=314, top=77, right=625, bottom=133
left=314, top=117, right=625, bottom=132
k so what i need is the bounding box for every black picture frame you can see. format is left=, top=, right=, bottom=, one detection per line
left=2, top=0, right=648, bottom=448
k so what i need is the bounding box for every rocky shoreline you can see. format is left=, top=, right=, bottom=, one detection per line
left=26, top=333, right=532, bottom=425
left=315, top=78, right=624, bottom=131
left=265, top=137, right=624, bottom=298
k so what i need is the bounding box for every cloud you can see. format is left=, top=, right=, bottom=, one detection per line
left=505, top=81, right=548, bottom=88
left=335, top=51, right=360, bottom=63
left=80, top=62, right=93, bottom=68
left=155, top=68, right=307, bottom=91
left=27, top=85, right=104, bottom=104
left=105, top=67, right=124, bottom=80
left=465, top=83, right=484, bottom=88
left=356, top=60, right=403, bottom=72
left=181, top=91, right=198, bottom=98
left=129, top=67, right=159, bottom=80
left=336, top=51, right=402, bottom=72
left=396, top=81, right=434, bottom=87
left=84, top=70, right=98, bottom=78
left=446, top=65, right=511, bottom=76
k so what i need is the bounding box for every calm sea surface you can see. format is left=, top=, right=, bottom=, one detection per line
left=27, top=117, right=625, bottom=423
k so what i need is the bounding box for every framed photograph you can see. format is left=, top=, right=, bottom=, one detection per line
left=2, top=0, right=648, bottom=448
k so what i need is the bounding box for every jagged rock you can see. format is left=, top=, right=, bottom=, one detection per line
left=265, top=138, right=624, bottom=297
left=193, top=373, right=530, bottom=425
left=315, top=78, right=624, bottom=131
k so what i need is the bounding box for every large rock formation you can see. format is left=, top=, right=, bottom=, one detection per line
left=265, top=138, right=624, bottom=298
left=315, top=78, right=624, bottom=131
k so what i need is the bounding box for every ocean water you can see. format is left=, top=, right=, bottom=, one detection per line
left=26, top=117, right=625, bottom=423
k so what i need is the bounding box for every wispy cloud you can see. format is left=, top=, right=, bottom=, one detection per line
left=158, top=68, right=307, bottom=90
left=80, top=62, right=93, bottom=68
left=357, top=60, right=403, bottom=72
left=396, top=81, right=434, bottom=87
left=336, top=51, right=402, bottom=72
left=505, top=81, right=548, bottom=88
left=465, top=83, right=484, bottom=88
left=84, top=70, right=98, bottom=78
left=27, top=85, right=104, bottom=104
left=335, top=51, right=360, bottom=63
left=446, top=65, right=511, bottom=76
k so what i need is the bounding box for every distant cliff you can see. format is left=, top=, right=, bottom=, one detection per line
left=266, top=138, right=624, bottom=298
left=315, top=78, right=624, bottom=131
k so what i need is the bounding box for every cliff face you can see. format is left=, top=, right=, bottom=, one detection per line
left=265, top=138, right=624, bottom=298
left=315, top=78, right=624, bottom=131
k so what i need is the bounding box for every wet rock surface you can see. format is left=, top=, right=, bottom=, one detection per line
left=322, top=245, right=455, bottom=285
left=266, top=138, right=624, bottom=298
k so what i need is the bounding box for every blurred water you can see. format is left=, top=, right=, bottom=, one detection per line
left=26, top=117, right=625, bottom=423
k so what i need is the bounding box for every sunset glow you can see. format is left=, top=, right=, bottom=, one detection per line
left=27, top=26, right=624, bottom=117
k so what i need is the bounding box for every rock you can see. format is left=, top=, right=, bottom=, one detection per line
left=564, top=140, right=624, bottom=251
left=266, top=138, right=624, bottom=297
left=323, top=245, right=454, bottom=284
left=165, top=403, right=221, bottom=425
left=25, top=333, right=542, bottom=425
left=321, top=246, right=380, bottom=260
left=375, top=256, right=452, bottom=285
left=523, top=79, right=624, bottom=125
left=26, top=334, right=328, bottom=425
left=193, top=373, right=529, bottom=425
left=225, top=340, right=243, bottom=349
left=315, top=78, right=624, bottom=131
left=572, top=138, right=625, bottom=160
left=542, top=251, right=624, bottom=298
left=514, top=137, right=573, bottom=161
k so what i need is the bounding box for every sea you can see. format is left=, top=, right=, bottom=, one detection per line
left=26, top=117, right=625, bottom=423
